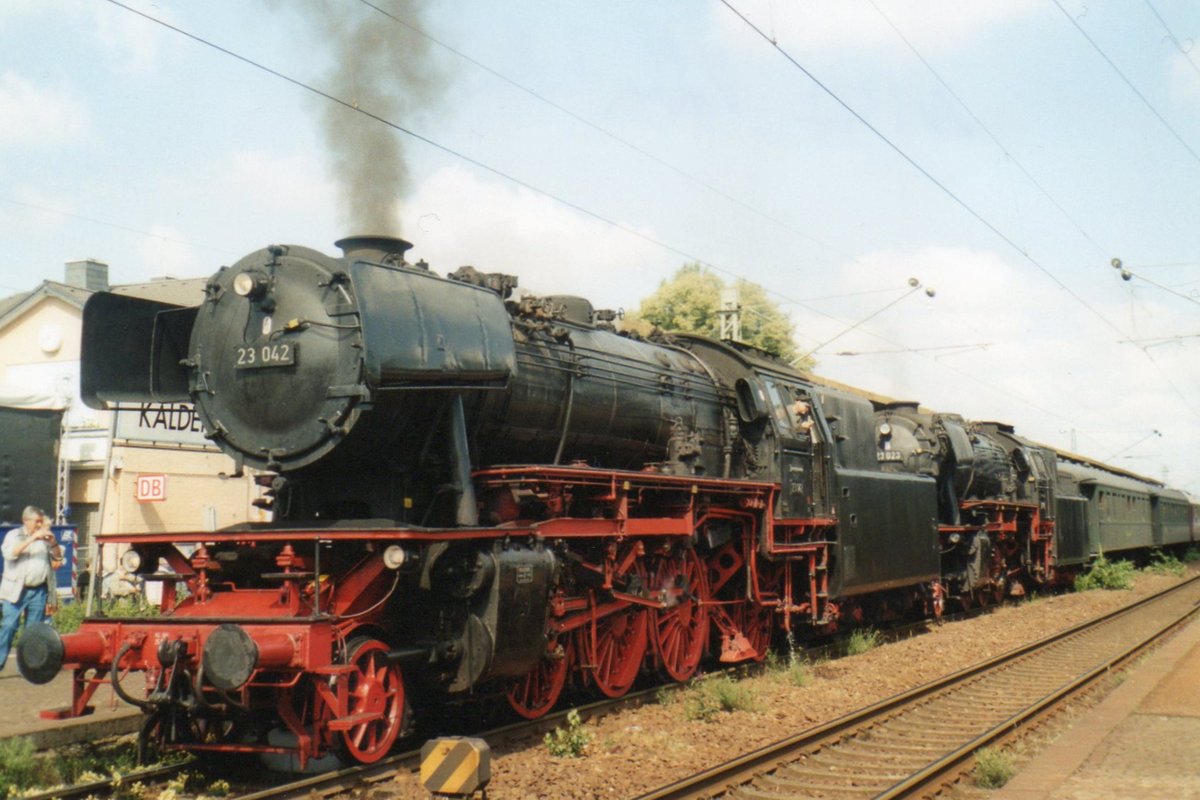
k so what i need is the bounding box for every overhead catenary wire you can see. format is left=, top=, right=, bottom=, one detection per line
left=1142, top=0, right=1200, bottom=83
left=719, top=0, right=1131, bottom=344
left=834, top=343, right=992, bottom=357
left=1113, top=260, right=1200, bottom=308
left=795, top=281, right=934, bottom=363
left=95, top=0, right=951, bottom=366
left=865, top=0, right=1109, bottom=259
left=363, top=0, right=1193, bottom=444
left=1050, top=0, right=1200, bottom=169
left=0, top=197, right=238, bottom=258
left=96, top=0, right=1162, bottom=443
left=720, top=0, right=1200, bottom=424
left=1118, top=333, right=1200, bottom=347
left=353, top=0, right=857, bottom=263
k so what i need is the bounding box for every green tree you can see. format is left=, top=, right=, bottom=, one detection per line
left=631, top=264, right=811, bottom=370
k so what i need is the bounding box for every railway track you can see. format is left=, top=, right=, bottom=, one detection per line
left=25, top=676, right=691, bottom=800
left=225, top=614, right=972, bottom=800
left=635, top=575, right=1200, bottom=800
left=26, top=579, right=1192, bottom=799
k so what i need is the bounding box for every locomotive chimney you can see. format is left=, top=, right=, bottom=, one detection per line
left=334, top=235, right=414, bottom=266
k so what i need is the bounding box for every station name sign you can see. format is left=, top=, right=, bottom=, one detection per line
left=115, top=402, right=212, bottom=447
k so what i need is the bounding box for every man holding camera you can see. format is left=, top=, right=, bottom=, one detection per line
left=0, top=506, right=61, bottom=671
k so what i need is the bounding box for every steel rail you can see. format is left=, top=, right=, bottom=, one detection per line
left=20, top=761, right=193, bottom=800
left=635, top=574, right=1200, bottom=800
left=876, top=595, right=1199, bottom=797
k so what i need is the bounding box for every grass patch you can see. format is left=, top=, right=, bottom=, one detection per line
left=544, top=709, right=591, bottom=758
left=1145, top=549, right=1185, bottom=577
left=1183, top=547, right=1200, bottom=564
left=845, top=628, right=882, bottom=656
left=766, top=648, right=813, bottom=688
left=0, top=736, right=184, bottom=798
left=973, top=746, right=1016, bottom=789
left=1074, top=555, right=1135, bottom=592
left=683, top=676, right=759, bottom=722
left=783, top=659, right=811, bottom=687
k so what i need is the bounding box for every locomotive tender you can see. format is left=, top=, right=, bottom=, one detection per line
left=17, top=236, right=1197, bottom=766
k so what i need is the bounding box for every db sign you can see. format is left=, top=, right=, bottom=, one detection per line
left=135, top=474, right=167, bottom=503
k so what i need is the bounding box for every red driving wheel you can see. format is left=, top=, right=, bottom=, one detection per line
left=586, top=602, right=648, bottom=698
left=507, top=638, right=572, bottom=719
left=337, top=638, right=405, bottom=763
left=650, top=552, right=710, bottom=681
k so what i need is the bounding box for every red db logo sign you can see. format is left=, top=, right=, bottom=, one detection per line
left=135, top=474, right=167, bottom=503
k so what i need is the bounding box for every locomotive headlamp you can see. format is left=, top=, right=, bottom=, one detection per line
left=233, top=270, right=269, bottom=299
left=120, top=548, right=143, bottom=574
left=383, top=545, right=409, bottom=570
left=879, top=422, right=892, bottom=438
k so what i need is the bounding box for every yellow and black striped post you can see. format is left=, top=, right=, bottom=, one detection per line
left=420, top=736, right=491, bottom=797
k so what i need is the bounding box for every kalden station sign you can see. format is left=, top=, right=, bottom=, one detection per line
left=115, top=402, right=211, bottom=448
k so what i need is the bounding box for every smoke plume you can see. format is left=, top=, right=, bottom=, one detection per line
left=276, top=1, right=449, bottom=235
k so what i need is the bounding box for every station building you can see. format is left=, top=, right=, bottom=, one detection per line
left=0, top=258, right=266, bottom=571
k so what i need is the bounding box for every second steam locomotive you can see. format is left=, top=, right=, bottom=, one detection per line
left=18, top=236, right=1196, bottom=766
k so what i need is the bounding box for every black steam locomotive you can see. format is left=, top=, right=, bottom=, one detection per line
left=17, top=236, right=1196, bottom=767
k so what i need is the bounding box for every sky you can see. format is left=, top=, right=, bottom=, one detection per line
left=2, top=0, right=1198, bottom=494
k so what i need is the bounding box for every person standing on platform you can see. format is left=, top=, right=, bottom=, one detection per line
left=0, top=506, right=56, bottom=670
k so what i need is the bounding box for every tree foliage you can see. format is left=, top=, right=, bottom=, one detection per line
left=630, top=264, right=811, bottom=369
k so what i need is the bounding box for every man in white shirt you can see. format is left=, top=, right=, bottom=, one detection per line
left=0, top=506, right=56, bottom=670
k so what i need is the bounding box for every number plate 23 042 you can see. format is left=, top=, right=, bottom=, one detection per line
left=235, top=342, right=297, bottom=369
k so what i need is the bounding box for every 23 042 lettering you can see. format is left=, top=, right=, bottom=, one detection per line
left=234, top=343, right=296, bottom=369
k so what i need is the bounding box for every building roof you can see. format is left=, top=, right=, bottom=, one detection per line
left=0, top=276, right=207, bottom=335
left=0, top=291, right=27, bottom=320
left=0, top=281, right=95, bottom=333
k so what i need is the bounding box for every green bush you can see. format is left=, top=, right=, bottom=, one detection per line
left=683, top=676, right=758, bottom=722
left=1145, top=550, right=1185, bottom=577
left=1074, top=556, right=1135, bottom=592
left=544, top=710, right=591, bottom=758
left=1183, top=547, right=1200, bottom=563
left=0, top=738, right=39, bottom=795
left=973, top=746, right=1016, bottom=789
left=52, top=595, right=160, bottom=635
left=48, top=601, right=87, bottom=634
left=845, top=628, right=882, bottom=656
left=0, top=736, right=172, bottom=798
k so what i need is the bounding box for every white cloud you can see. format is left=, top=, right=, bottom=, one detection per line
left=221, top=150, right=338, bottom=218
left=714, top=0, right=1040, bottom=57
left=803, top=246, right=1200, bottom=493
left=92, top=2, right=168, bottom=74
left=1168, top=50, right=1200, bottom=104
left=0, top=72, right=88, bottom=150
left=401, top=166, right=677, bottom=311
left=1, top=1, right=167, bottom=73
left=138, top=227, right=201, bottom=279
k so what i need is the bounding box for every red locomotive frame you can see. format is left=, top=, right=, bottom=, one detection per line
left=30, top=463, right=1060, bottom=768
